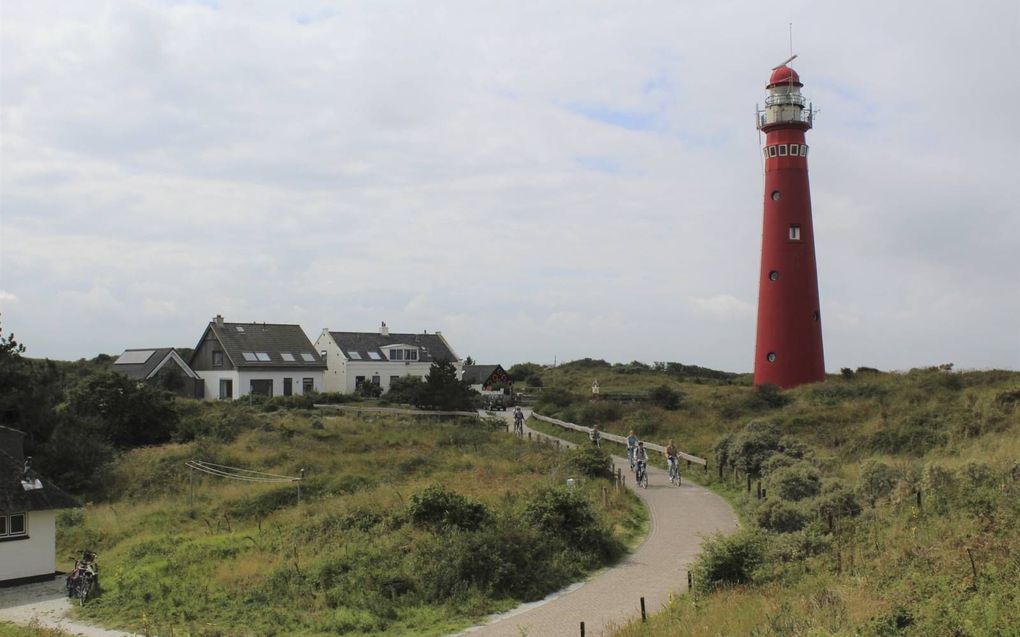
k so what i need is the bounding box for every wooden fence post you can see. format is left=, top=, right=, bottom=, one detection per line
left=747, top=474, right=752, bottom=493
left=756, top=480, right=762, bottom=500
left=580, top=621, right=585, bottom=636
left=916, top=490, right=922, bottom=510
left=687, top=570, right=693, bottom=590
left=640, top=597, right=646, bottom=622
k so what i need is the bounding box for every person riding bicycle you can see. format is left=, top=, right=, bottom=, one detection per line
left=513, top=406, right=524, bottom=427
left=626, top=429, right=638, bottom=470
left=590, top=424, right=601, bottom=448
left=664, top=439, right=680, bottom=481
left=634, top=441, right=648, bottom=485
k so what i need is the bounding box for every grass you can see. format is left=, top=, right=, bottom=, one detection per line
left=0, top=622, right=74, bottom=637
left=54, top=410, right=647, bottom=637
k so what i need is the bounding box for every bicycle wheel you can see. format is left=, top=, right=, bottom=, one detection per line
left=78, top=576, right=92, bottom=606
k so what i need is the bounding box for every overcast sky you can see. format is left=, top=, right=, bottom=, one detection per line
left=2, top=0, right=1018, bottom=372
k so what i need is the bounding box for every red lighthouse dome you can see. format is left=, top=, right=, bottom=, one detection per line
left=767, top=65, right=802, bottom=88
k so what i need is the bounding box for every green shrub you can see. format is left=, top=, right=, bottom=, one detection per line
left=649, top=384, right=683, bottom=410
left=761, top=453, right=798, bottom=475
left=755, top=499, right=811, bottom=533
left=565, top=445, right=613, bottom=479
left=535, top=387, right=576, bottom=410
left=769, top=462, right=821, bottom=501
left=408, top=484, right=490, bottom=531
left=869, top=413, right=949, bottom=454
left=729, top=422, right=782, bottom=478
left=575, top=401, right=623, bottom=426
left=858, top=459, right=901, bottom=505
left=746, top=384, right=791, bottom=409
left=814, top=479, right=862, bottom=521
left=523, top=487, right=618, bottom=559
left=693, top=528, right=767, bottom=592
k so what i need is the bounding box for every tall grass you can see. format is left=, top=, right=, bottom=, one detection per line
left=56, top=412, right=646, bottom=637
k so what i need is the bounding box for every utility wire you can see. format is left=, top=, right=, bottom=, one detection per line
left=185, top=460, right=301, bottom=483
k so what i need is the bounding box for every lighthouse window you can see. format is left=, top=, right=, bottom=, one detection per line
left=812, top=310, right=820, bottom=321
left=769, top=270, right=780, bottom=281
left=789, top=225, right=802, bottom=241
left=763, top=148, right=769, bottom=159
left=767, top=352, right=777, bottom=363
left=778, top=144, right=788, bottom=156
left=768, top=146, right=778, bottom=158
left=801, top=145, right=808, bottom=157
left=771, top=190, right=781, bottom=201
left=789, top=145, right=800, bottom=157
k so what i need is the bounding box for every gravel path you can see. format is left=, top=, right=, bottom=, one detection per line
left=455, top=409, right=739, bottom=637
left=0, top=578, right=135, bottom=636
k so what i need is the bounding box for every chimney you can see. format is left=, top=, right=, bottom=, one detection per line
left=214, top=314, right=224, bottom=327
left=380, top=322, right=389, bottom=337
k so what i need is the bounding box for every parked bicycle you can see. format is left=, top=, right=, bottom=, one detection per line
left=66, top=550, right=99, bottom=606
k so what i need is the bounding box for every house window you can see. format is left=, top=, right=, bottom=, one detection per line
left=212, top=351, right=224, bottom=367
left=349, top=352, right=362, bottom=360
left=283, top=378, right=293, bottom=396
left=302, top=378, right=314, bottom=393
left=390, top=376, right=400, bottom=385
left=789, top=225, right=802, bottom=241
left=778, top=144, right=788, bottom=156
left=367, top=352, right=382, bottom=360
left=301, top=353, right=316, bottom=362
left=219, top=379, right=233, bottom=400
left=355, top=376, right=366, bottom=388
left=406, top=349, right=419, bottom=361
left=250, top=379, right=273, bottom=397
left=390, top=349, right=404, bottom=361
left=372, top=375, right=380, bottom=385
left=0, top=513, right=28, bottom=538
left=235, top=326, right=245, bottom=332
left=255, top=352, right=272, bottom=362
left=281, top=353, right=296, bottom=362
left=242, top=352, right=258, bottom=362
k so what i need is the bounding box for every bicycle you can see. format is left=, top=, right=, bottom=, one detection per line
left=513, top=413, right=525, bottom=436
left=667, top=457, right=681, bottom=486
left=635, top=460, right=649, bottom=489
left=66, top=550, right=99, bottom=606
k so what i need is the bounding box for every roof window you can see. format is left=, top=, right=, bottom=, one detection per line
left=300, top=353, right=316, bottom=362
left=235, top=326, right=245, bottom=332
left=281, top=353, right=296, bottom=362
left=242, top=352, right=258, bottom=362
left=368, top=352, right=382, bottom=360
left=348, top=352, right=362, bottom=360
left=115, top=350, right=155, bottom=365
left=256, top=352, right=272, bottom=362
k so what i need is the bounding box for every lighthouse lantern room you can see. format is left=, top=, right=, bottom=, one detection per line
left=753, top=58, right=825, bottom=389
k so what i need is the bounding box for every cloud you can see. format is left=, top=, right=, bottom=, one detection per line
left=1, top=1, right=1017, bottom=372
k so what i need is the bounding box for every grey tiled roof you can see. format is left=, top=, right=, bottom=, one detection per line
left=329, top=331, right=457, bottom=364
left=0, top=427, right=80, bottom=514
left=462, top=365, right=501, bottom=385
left=111, top=348, right=187, bottom=380
left=203, top=322, right=325, bottom=369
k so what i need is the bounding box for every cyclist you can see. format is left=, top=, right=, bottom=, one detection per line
left=513, top=407, right=525, bottom=434
left=626, top=429, right=638, bottom=470
left=664, top=439, right=680, bottom=484
left=590, top=424, right=601, bottom=448
left=634, top=441, right=649, bottom=487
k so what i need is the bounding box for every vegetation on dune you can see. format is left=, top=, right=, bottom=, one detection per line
left=514, top=358, right=1019, bottom=636
left=54, top=414, right=643, bottom=636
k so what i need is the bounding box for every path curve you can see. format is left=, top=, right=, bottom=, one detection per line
left=455, top=409, right=739, bottom=637
left=0, top=578, right=135, bottom=636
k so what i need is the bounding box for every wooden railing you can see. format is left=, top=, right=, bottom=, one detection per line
left=531, top=412, right=707, bottom=466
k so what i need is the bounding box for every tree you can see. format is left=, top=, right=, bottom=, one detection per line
left=64, top=370, right=178, bottom=447
left=415, top=360, right=477, bottom=410
left=649, top=384, right=684, bottom=410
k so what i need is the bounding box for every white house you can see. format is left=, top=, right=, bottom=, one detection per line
left=315, top=322, right=462, bottom=394
left=189, top=315, right=326, bottom=400
left=1, top=426, right=79, bottom=585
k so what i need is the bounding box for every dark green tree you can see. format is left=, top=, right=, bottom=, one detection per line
left=415, top=360, right=477, bottom=410
left=64, top=370, right=178, bottom=447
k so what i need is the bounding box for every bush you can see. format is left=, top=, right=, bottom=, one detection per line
left=565, top=446, right=613, bottom=479
left=815, top=480, right=862, bottom=521
left=755, top=499, right=811, bottom=533
left=649, top=384, right=683, bottom=410
left=769, top=462, right=821, bottom=501
left=623, top=410, right=658, bottom=437
left=575, top=401, right=622, bottom=426
left=728, top=422, right=783, bottom=478
left=858, top=459, right=901, bottom=505
left=746, top=384, right=791, bottom=410
left=523, top=487, right=618, bottom=559
left=536, top=387, right=577, bottom=410
left=64, top=370, right=178, bottom=448
left=408, top=484, right=490, bottom=531
left=693, top=528, right=767, bottom=592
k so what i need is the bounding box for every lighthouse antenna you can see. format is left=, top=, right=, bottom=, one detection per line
left=789, top=23, right=793, bottom=58
left=771, top=53, right=798, bottom=70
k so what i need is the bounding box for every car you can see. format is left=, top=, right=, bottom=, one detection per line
left=487, top=397, right=507, bottom=411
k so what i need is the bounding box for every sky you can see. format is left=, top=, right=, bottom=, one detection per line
left=1, top=0, right=1018, bottom=373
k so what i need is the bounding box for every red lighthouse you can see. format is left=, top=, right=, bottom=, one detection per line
left=753, top=60, right=825, bottom=388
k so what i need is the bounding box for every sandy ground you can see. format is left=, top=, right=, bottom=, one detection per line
left=0, top=578, right=135, bottom=636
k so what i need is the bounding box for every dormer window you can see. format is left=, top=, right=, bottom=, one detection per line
left=390, top=349, right=404, bottom=361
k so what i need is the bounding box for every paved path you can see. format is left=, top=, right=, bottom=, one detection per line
left=455, top=409, right=739, bottom=637
left=0, top=578, right=135, bottom=636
